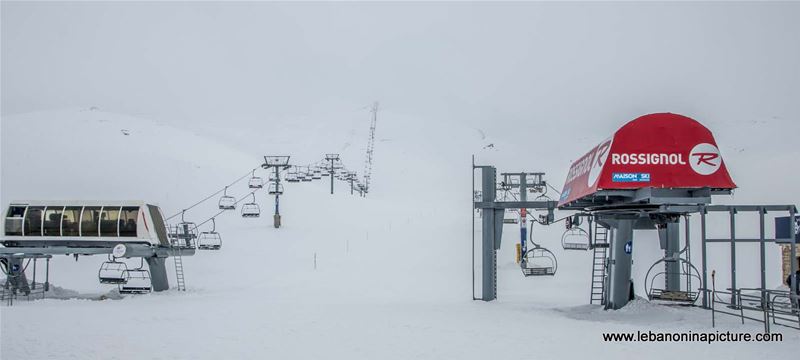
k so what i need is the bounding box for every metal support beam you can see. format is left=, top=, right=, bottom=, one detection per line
left=701, top=209, right=708, bottom=308
left=730, top=209, right=737, bottom=307
left=790, top=207, right=798, bottom=310
left=474, top=201, right=556, bottom=210
left=146, top=257, right=170, bottom=292
left=480, top=165, right=499, bottom=301
left=606, top=219, right=634, bottom=309
left=658, top=222, right=681, bottom=292
left=759, top=208, right=767, bottom=307
left=685, top=215, right=692, bottom=299
left=0, top=244, right=194, bottom=258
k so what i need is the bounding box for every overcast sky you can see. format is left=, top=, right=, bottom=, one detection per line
left=2, top=2, right=799, bottom=130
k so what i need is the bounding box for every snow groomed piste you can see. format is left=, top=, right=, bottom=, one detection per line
left=0, top=152, right=370, bottom=304
left=1, top=112, right=798, bottom=333
left=0, top=104, right=382, bottom=304
left=472, top=113, right=799, bottom=331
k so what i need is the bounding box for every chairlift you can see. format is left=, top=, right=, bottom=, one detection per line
left=295, top=169, right=307, bottom=181
left=248, top=170, right=264, bottom=189
left=198, top=218, right=222, bottom=250
left=286, top=169, right=300, bottom=183
left=561, top=217, right=590, bottom=250
left=534, top=188, right=553, bottom=202
left=644, top=256, right=702, bottom=305
left=241, top=193, right=261, bottom=218
left=170, top=210, right=198, bottom=248
left=98, top=256, right=128, bottom=284
left=119, top=259, right=151, bottom=294
left=218, top=186, right=236, bottom=210
left=521, top=247, right=558, bottom=277
left=268, top=183, right=284, bottom=195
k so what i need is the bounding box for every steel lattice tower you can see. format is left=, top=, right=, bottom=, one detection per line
left=363, top=102, right=378, bottom=194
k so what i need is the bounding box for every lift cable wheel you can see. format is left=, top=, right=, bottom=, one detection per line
left=198, top=218, right=223, bottom=250
left=644, top=255, right=702, bottom=305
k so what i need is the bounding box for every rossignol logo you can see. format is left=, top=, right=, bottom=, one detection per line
left=565, top=137, right=613, bottom=186
left=608, top=143, right=722, bottom=176
left=611, top=153, right=686, bottom=165
left=689, top=143, right=721, bottom=175
left=587, top=138, right=613, bottom=186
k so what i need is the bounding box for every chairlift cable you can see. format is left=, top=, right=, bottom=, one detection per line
left=546, top=183, right=562, bottom=196
left=194, top=188, right=262, bottom=228
left=165, top=167, right=259, bottom=221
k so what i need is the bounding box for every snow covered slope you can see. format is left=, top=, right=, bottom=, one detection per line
left=1, top=108, right=799, bottom=359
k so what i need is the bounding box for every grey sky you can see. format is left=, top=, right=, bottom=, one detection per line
left=2, top=1, right=799, bottom=129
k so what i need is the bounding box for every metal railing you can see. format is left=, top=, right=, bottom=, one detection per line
left=700, top=287, right=799, bottom=332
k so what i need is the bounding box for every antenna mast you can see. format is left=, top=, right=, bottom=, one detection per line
left=363, top=102, right=378, bottom=194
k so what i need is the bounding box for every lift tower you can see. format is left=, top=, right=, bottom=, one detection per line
left=262, top=155, right=291, bottom=228
left=325, top=153, right=340, bottom=195
left=362, top=102, right=378, bottom=195
left=472, top=160, right=557, bottom=301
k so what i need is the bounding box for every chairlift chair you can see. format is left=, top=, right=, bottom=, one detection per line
left=98, top=256, right=128, bottom=284
left=218, top=186, right=236, bottom=210
left=198, top=218, right=223, bottom=250
left=286, top=169, right=300, bottom=183
left=119, top=260, right=152, bottom=294
left=170, top=211, right=198, bottom=248
left=561, top=227, right=590, bottom=251
left=295, top=169, right=307, bottom=181
left=241, top=193, right=261, bottom=218
left=248, top=170, right=264, bottom=189
left=268, top=183, right=284, bottom=195
left=521, top=247, right=558, bottom=277
left=644, top=256, right=702, bottom=305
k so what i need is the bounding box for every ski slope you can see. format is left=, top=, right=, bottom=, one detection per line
left=1, top=108, right=798, bottom=359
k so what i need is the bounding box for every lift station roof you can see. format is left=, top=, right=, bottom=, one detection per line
left=558, top=113, right=736, bottom=209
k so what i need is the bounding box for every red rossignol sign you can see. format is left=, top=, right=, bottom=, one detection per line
left=558, top=113, right=736, bottom=207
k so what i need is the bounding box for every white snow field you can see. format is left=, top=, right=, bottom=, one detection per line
left=1, top=108, right=799, bottom=359
left=3, top=1, right=800, bottom=358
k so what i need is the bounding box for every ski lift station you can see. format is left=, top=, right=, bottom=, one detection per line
left=473, top=113, right=798, bottom=330
left=1, top=201, right=190, bottom=298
